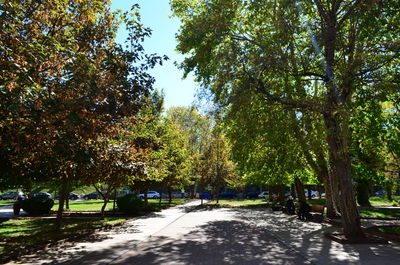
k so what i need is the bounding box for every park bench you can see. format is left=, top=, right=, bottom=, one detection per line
left=308, top=205, right=325, bottom=222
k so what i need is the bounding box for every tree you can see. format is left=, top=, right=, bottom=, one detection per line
left=0, top=1, right=165, bottom=226
left=200, top=129, right=237, bottom=203
left=166, top=106, right=212, bottom=197
left=171, top=0, right=400, bottom=239
left=159, top=118, right=190, bottom=203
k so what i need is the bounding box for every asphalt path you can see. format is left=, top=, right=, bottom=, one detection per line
left=6, top=201, right=310, bottom=265
left=4, top=202, right=400, bottom=265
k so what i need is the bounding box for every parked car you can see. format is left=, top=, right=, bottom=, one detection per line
left=258, top=191, right=269, bottom=199
left=374, top=190, right=385, bottom=196
left=304, top=190, right=318, bottom=198
left=138, top=191, right=160, bottom=199
left=245, top=191, right=260, bottom=199
left=83, top=192, right=100, bottom=200
left=0, top=191, right=24, bottom=200
left=69, top=192, right=80, bottom=200
left=33, top=192, right=52, bottom=199
left=171, top=192, right=186, bottom=199
left=219, top=191, right=237, bottom=199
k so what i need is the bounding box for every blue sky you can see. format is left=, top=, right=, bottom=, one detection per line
left=111, top=0, right=197, bottom=110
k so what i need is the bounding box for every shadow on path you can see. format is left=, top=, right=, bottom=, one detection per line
left=112, top=219, right=311, bottom=265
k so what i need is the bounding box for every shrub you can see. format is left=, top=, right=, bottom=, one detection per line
left=21, top=196, right=54, bottom=214
left=117, top=194, right=144, bottom=214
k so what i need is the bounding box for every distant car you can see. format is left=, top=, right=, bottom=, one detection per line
left=374, top=190, right=385, bottom=196
left=220, top=191, right=237, bottom=199
left=0, top=191, right=24, bottom=200
left=138, top=191, right=160, bottom=199
left=33, top=192, right=52, bottom=199
left=69, top=193, right=80, bottom=200
left=258, top=191, right=269, bottom=199
left=304, top=190, right=318, bottom=198
left=171, top=192, right=186, bottom=199
left=83, top=192, right=99, bottom=200
left=245, top=191, right=260, bottom=199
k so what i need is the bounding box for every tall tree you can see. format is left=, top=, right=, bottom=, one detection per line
left=0, top=1, right=165, bottom=226
left=171, top=0, right=400, bottom=239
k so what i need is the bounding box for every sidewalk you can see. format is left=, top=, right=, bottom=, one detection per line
left=6, top=200, right=205, bottom=265
left=0, top=205, right=27, bottom=218
left=240, top=208, right=400, bottom=265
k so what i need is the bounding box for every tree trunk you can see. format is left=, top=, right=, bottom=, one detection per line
left=294, top=177, right=306, bottom=202
left=65, top=196, right=70, bottom=210
left=324, top=112, right=364, bottom=239
left=307, top=186, right=312, bottom=200
left=56, top=175, right=69, bottom=230
left=277, top=185, right=285, bottom=203
left=356, top=179, right=371, bottom=207
left=386, top=181, right=393, bottom=202
left=144, top=190, right=148, bottom=207
left=101, top=199, right=109, bottom=219
left=322, top=174, right=340, bottom=218
left=268, top=185, right=273, bottom=201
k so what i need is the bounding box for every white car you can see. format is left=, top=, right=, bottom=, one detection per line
left=138, top=191, right=160, bottom=199
left=258, top=191, right=269, bottom=199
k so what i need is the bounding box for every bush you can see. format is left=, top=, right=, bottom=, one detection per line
left=21, top=196, right=54, bottom=214
left=117, top=194, right=144, bottom=214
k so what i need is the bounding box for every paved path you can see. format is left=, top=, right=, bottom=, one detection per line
left=5, top=203, right=400, bottom=265
left=0, top=205, right=27, bottom=218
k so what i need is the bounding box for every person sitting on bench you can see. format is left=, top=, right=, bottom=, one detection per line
left=298, top=200, right=311, bottom=220
left=285, top=196, right=295, bottom=215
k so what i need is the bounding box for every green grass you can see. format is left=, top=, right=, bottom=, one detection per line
left=52, top=200, right=115, bottom=211
left=359, top=208, right=400, bottom=218
left=375, top=226, right=400, bottom=235
left=206, top=199, right=268, bottom=208
left=0, top=218, right=125, bottom=256
left=0, top=201, right=13, bottom=207
left=52, top=198, right=192, bottom=212
left=369, top=195, right=400, bottom=207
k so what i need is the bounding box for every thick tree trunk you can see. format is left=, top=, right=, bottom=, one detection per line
left=56, top=175, right=69, bottom=230
left=324, top=112, right=364, bottom=239
left=356, top=179, right=371, bottom=207
left=322, top=174, right=340, bottom=218
left=168, top=186, right=172, bottom=204
left=277, top=185, right=285, bottom=202
left=294, top=177, right=306, bottom=202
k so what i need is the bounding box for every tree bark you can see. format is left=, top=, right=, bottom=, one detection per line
left=168, top=186, right=172, bottom=204
left=324, top=112, right=364, bottom=239
left=386, top=182, right=393, bottom=201
left=56, top=175, right=69, bottom=230
left=294, top=178, right=306, bottom=202
left=356, top=179, right=371, bottom=207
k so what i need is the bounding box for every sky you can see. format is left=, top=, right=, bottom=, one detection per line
left=111, top=0, right=198, bottom=110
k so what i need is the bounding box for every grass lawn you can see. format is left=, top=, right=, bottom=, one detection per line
left=369, top=195, right=400, bottom=207
left=0, top=218, right=125, bottom=257
left=0, top=201, right=13, bottom=207
left=52, top=198, right=192, bottom=212
left=206, top=199, right=268, bottom=207
left=359, top=208, right=400, bottom=218
left=375, top=226, right=400, bottom=235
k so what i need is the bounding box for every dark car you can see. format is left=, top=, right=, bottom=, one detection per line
left=245, top=191, right=260, bottom=199
left=220, top=191, right=237, bottom=199
left=0, top=191, right=24, bottom=200
left=83, top=192, right=99, bottom=200
left=69, top=193, right=80, bottom=200
left=33, top=192, right=52, bottom=199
